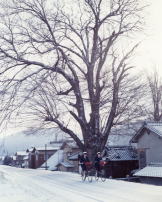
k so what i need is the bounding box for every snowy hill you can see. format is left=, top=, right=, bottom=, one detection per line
left=0, top=165, right=162, bottom=202
left=0, top=128, right=67, bottom=156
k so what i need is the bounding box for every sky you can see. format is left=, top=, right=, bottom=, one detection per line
left=136, top=0, right=162, bottom=76
left=1, top=0, right=162, bottom=136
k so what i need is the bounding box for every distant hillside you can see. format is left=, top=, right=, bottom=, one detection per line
left=0, top=128, right=67, bottom=156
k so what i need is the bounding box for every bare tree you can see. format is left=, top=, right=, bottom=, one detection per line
left=147, top=70, right=162, bottom=121
left=0, top=0, right=145, bottom=158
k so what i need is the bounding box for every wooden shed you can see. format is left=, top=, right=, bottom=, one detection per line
left=103, top=146, right=139, bottom=178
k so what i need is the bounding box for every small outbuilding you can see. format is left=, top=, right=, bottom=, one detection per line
left=57, top=161, right=75, bottom=172
left=134, top=163, right=162, bottom=185
left=103, top=146, right=138, bottom=178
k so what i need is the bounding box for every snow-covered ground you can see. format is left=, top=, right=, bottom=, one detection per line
left=0, top=166, right=162, bottom=202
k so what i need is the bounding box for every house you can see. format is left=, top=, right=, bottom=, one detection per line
left=130, top=122, right=162, bottom=169
left=23, top=155, right=29, bottom=168
left=28, top=145, right=60, bottom=169
left=40, top=149, right=64, bottom=170
left=40, top=141, right=81, bottom=172
left=10, top=155, right=17, bottom=166
left=134, top=163, right=162, bottom=185
left=15, top=151, right=29, bottom=167
left=57, top=141, right=81, bottom=172
left=103, top=146, right=138, bottom=178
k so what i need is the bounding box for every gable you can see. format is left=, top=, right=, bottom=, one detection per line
left=138, top=130, right=162, bottom=150
left=130, top=122, right=162, bottom=143
left=130, top=127, right=148, bottom=143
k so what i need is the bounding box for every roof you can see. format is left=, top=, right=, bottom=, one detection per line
left=29, top=146, right=60, bottom=152
left=68, top=152, right=82, bottom=160
left=130, top=122, right=162, bottom=143
left=67, top=142, right=78, bottom=149
left=36, top=146, right=59, bottom=151
left=104, top=146, right=138, bottom=161
left=134, top=164, right=162, bottom=178
left=60, top=161, right=74, bottom=168
left=108, top=135, right=133, bottom=146
left=60, top=142, right=79, bottom=150
left=23, top=156, right=29, bottom=160
left=40, top=150, right=64, bottom=171
left=108, top=122, right=142, bottom=146
left=16, top=151, right=28, bottom=156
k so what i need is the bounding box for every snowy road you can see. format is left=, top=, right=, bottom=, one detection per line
left=0, top=166, right=162, bottom=202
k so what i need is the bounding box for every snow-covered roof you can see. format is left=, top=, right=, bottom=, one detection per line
left=110, top=123, right=142, bottom=136
left=36, top=146, right=59, bottom=151
left=23, top=156, right=29, bottom=160
left=60, top=141, right=79, bottom=150
left=60, top=161, right=74, bottom=168
left=108, top=135, right=132, bottom=146
left=131, top=122, right=162, bottom=143
left=134, top=164, right=162, bottom=178
left=69, top=152, right=81, bottom=160
left=16, top=151, right=28, bottom=156
left=67, top=142, right=78, bottom=149
left=108, top=122, right=142, bottom=145
left=104, top=146, right=138, bottom=161
left=40, top=150, right=64, bottom=171
left=28, top=146, right=60, bottom=152
left=146, top=122, right=162, bottom=137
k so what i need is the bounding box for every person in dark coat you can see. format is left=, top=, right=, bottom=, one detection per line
left=78, top=152, right=90, bottom=171
left=94, top=152, right=102, bottom=172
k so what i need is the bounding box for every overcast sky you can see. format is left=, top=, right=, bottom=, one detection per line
left=135, top=0, right=162, bottom=76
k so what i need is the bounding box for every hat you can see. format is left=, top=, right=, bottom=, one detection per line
left=83, top=152, right=87, bottom=154
left=97, top=152, right=101, bottom=154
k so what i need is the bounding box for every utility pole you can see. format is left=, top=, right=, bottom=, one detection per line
left=45, top=144, right=47, bottom=170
